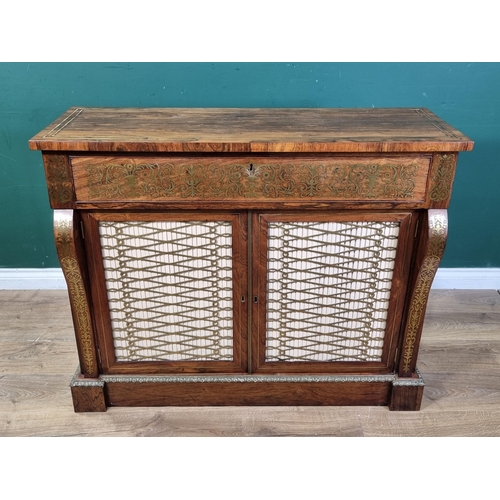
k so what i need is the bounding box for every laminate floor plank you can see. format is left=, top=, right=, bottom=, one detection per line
left=1, top=406, right=366, bottom=437
left=1, top=289, right=499, bottom=437
left=359, top=409, right=500, bottom=437
left=0, top=290, right=74, bottom=342
left=0, top=341, right=79, bottom=375
left=424, top=289, right=500, bottom=312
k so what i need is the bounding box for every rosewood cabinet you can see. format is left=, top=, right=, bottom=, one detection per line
left=29, top=107, right=473, bottom=412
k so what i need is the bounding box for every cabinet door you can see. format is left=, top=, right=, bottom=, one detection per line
left=83, top=211, right=248, bottom=374
left=252, top=211, right=415, bottom=374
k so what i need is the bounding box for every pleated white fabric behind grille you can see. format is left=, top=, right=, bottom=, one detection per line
left=266, top=221, right=400, bottom=362
left=99, top=220, right=234, bottom=362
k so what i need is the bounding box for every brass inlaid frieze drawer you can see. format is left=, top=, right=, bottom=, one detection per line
left=71, top=155, right=432, bottom=203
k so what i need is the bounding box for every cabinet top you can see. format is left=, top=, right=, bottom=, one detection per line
left=29, top=107, right=473, bottom=153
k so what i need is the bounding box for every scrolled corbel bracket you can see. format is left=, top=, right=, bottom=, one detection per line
left=54, top=210, right=99, bottom=378
left=398, top=209, right=448, bottom=377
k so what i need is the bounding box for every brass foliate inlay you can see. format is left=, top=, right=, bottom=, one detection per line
left=54, top=212, right=95, bottom=375
left=402, top=211, right=448, bottom=374
left=77, top=158, right=426, bottom=202
left=429, top=154, right=456, bottom=203
left=44, top=155, right=73, bottom=206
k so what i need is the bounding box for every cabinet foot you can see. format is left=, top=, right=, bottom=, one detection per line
left=389, top=369, right=425, bottom=411
left=70, top=369, right=106, bottom=412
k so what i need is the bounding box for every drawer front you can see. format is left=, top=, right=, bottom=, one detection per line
left=71, top=155, right=431, bottom=203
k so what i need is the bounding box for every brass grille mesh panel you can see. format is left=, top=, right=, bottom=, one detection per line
left=99, top=220, right=234, bottom=362
left=266, top=220, right=400, bottom=362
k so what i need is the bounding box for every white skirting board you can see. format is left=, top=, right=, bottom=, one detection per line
left=0, top=269, right=68, bottom=290
left=0, top=268, right=499, bottom=290
left=431, top=268, right=500, bottom=290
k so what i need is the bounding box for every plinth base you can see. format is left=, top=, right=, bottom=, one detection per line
left=70, top=368, right=425, bottom=412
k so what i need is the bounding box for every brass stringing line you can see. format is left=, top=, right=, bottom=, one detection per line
left=43, top=108, right=83, bottom=137
left=265, top=221, right=399, bottom=362
left=415, top=108, right=462, bottom=140
left=99, top=220, right=234, bottom=362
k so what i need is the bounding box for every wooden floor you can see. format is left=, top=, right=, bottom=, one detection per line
left=1, top=289, right=499, bottom=436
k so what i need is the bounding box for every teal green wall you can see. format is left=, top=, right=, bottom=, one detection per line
left=1, top=62, right=498, bottom=268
